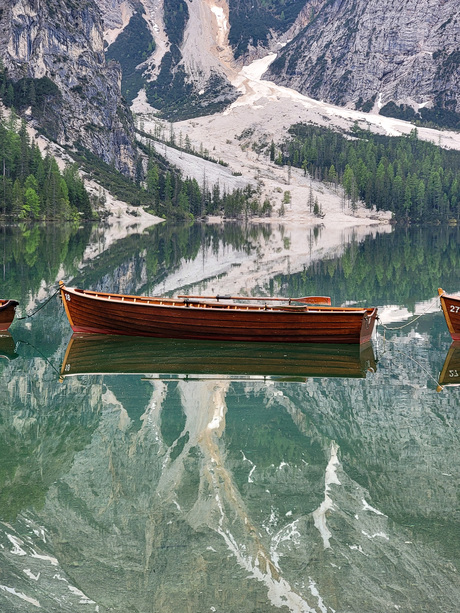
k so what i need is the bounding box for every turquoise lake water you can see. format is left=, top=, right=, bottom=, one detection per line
left=1, top=221, right=459, bottom=612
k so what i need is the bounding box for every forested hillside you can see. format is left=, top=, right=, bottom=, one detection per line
left=0, top=112, right=92, bottom=220
left=275, top=124, right=460, bottom=222
left=137, top=137, right=270, bottom=220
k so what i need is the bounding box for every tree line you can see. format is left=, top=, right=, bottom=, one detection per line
left=143, top=155, right=272, bottom=219
left=0, top=111, right=92, bottom=220
left=1, top=58, right=269, bottom=222
left=0, top=108, right=270, bottom=222
left=273, top=123, right=460, bottom=222
left=137, top=137, right=273, bottom=220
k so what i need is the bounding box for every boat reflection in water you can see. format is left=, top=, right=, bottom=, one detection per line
left=60, top=334, right=377, bottom=382
left=438, top=342, right=460, bottom=389
left=0, top=331, right=18, bottom=362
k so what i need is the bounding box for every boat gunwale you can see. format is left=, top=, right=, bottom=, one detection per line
left=63, top=285, right=373, bottom=315
left=438, top=290, right=460, bottom=303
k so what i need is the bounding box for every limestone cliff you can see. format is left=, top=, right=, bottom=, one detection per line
left=0, top=0, right=137, bottom=175
left=96, top=0, right=460, bottom=126
left=265, top=0, right=460, bottom=122
left=2, top=0, right=460, bottom=158
left=97, top=0, right=240, bottom=118
left=95, top=0, right=320, bottom=119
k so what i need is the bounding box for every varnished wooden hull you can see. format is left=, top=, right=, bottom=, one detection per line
left=0, top=299, right=19, bottom=331
left=438, top=289, right=460, bottom=341
left=438, top=342, right=460, bottom=388
left=60, top=334, right=377, bottom=380
left=60, top=284, right=377, bottom=344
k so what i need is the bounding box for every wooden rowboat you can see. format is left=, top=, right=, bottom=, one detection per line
left=0, top=299, right=19, bottom=331
left=438, top=288, right=460, bottom=340
left=437, top=342, right=460, bottom=389
left=60, top=334, right=377, bottom=381
left=59, top=282, right=378, bottom=344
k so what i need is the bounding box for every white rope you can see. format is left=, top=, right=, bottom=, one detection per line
left=377, top=296, right=440, bottom=331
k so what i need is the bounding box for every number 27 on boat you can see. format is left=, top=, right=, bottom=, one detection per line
left=438, top=288, right=460, bottom=341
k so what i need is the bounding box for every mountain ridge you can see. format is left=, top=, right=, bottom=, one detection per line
left=265, top=0, right=460, bottom=128
left=0, top=0, right=138, bottom=175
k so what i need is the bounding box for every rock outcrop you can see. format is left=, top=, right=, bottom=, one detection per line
left=96, top=0, right=460, bottom=124
left=2, top=0, right=460, bottom=164
left=265, top=0, right=460, bottom=118
left=0, top=0, right=137, bottom=175
left=97, top=0, right=239, bottom=119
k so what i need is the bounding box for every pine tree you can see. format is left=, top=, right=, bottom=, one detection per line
left=146, top=162, right=160, bottom=205
left=177, top=186, right=189, bottom=216
left=18, top=119, right=30, bottom=182
left=11, top=178, right=23, bottom=217
left=313, top=197, right=320, bottom=217
left=308, top=182, right=314, bottom=213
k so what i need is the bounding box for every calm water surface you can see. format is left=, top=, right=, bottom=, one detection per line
left=1, top=221, right=459, bottom=612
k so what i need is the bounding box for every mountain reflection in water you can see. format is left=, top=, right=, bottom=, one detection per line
left=1, top=334, right=459, bottom=612
left=1, top=223, right=460, bottom=612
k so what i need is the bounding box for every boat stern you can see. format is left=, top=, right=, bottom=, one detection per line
left=438, top=288, right=460, bottom=340
left=59, top=281, right=76, bottom=330
left=359, top=308, right=378, bottom=344
left=0, top=299, right=20, bottom=331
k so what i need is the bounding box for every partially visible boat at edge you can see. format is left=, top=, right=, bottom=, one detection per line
left=60, top=334, right=377, bottom=381
left=59, top=282, right=378, bottom=344
left=438, top=288, right=460, bottom=340
left=0, top=299, right=19, bottom=331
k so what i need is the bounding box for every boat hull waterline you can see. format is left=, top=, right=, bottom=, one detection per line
left=59, top=283, right=378, bottom=344
left=0, top=299, right=19, bottom=331
left=438, top=288, right=460, bottom=341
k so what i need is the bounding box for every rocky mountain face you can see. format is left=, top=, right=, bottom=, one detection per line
left=1, top=0, right=459, bottom=173
left=97, top=0, right=241, bottom=119
left=97, top=0, right=460, bottom=126
left=0, top=0, right=137, bottom=175
left=96, top=0, right=321, bottom=118
left=265, top=0, right=460, bottom=124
